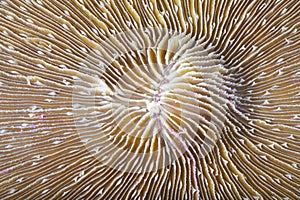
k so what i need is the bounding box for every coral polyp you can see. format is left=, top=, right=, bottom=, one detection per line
left=0, top=0, right=299, bottom=199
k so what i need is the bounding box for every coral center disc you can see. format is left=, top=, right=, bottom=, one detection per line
left=73, top=28, right=229, bottom=173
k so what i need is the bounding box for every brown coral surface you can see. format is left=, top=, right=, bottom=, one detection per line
left=0, top=0, right=299, bottom=199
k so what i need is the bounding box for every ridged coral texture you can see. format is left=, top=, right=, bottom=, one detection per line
left=0, top=0, right=299, bottom=199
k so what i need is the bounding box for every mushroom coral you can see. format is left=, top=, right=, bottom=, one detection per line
left=0, top=0, right=300, bottom=199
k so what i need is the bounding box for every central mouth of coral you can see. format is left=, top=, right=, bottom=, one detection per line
left=146, top=63, right=174, bottom=131
left=73, top=28, right=231, bottom=172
